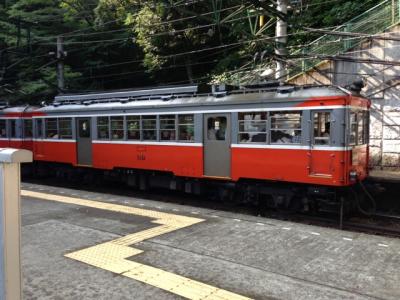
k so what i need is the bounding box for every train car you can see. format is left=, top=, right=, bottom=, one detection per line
left=30, top=84, right=370, bottom=211
left=0, top=104, right=41, bottom=152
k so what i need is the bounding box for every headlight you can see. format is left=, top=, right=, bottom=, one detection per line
left=349, top=171, right=358, bottom=182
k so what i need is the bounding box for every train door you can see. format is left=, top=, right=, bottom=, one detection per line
left=203, top=113, right=231, bottom=178
left=309, top=111, right=334, bottom=176
left=76, top=118, right=92, bottom=166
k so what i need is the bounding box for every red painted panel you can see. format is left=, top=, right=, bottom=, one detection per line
left=231, top=147, right=349, bottom=186
left=92, top=143, right=203, bottom=177
left=296, top=96, right=347, bottom=108
left=0, top=140, right=33, bottom=151
left=297, top=95, right=369, bottom=109
left=4, top=112, right=45, bottom=118
left=33, top=141, right=77, bottom=165
left=349, top=145, right=369, bottom=181
left=0, top=140, right=10, bottom=148
left=93, top=143, right=203, bottom=177
left=349, top=96, right=370, bottom=109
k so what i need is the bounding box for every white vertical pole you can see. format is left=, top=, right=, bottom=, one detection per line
left=275, top=0, right=288, bottom=82
left=0, top=148, right=32, bottom=300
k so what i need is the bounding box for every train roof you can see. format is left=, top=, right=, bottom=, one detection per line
left=1, top=106, right=39, bottom=113
left=0, top=101, right=8, bottom=110
left=42, top=85, right=358, bottom=113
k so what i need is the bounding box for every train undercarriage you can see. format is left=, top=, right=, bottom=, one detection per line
left=27, top=162, right=377, bottom=218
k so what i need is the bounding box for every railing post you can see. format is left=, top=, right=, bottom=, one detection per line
left=0, top=148, right=32, bottom=300
left=301, top=48, right=306, bottom=72
left=344, top=24, right=351, bottom=50
left=398, top=0, right=400, bottom=22
left=392, top=0, right=395, bottom=24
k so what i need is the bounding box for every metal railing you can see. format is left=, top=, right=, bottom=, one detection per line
left=229, top=0, right=400, bottom=85
left=288, top=0, right=400, bottom=78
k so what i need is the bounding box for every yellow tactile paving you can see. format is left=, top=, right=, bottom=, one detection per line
left=22, top=190, right=252, bottom=300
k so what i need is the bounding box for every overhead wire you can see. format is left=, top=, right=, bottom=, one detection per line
left=35, top=4, right=249, bottom=45
left=3, top=0, right=397, bottom=90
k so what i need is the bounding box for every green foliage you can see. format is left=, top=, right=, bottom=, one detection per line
left=0, top=0, right=388, bottom=104
left=288, top=0, right=380, bottom=46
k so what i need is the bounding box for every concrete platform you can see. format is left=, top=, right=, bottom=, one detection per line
left=369, top=170, right=400, bottom=183
left=21, top=183, right=400, bottom=300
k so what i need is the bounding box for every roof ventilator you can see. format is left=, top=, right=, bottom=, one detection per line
left=161, top=95, right=175, bottom=101
left=212, top=84, right=227, bottom=98
left=277, top=85, right=295, bottom=94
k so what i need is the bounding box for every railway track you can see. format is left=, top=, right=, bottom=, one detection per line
left=24, top=177, right=400, bottom=238
left=278, top=212, right=400, bottom=238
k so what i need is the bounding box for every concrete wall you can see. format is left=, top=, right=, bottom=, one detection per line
left=289, top=25, right=400, bottom=170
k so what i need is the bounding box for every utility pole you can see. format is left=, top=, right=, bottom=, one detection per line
left=275, top=0, right=288, bottom=83
left=56, top=36, right=65, bottom=91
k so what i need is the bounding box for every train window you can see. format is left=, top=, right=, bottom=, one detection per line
left=97, top=117, right=110, bottom=139
left=313, top=112, right=331, bottom=145
left=270, top=111, right=302, bottom=144
left=35, top=119, right=43, bottom=139
left=45, top=119, right=58, bottom=139
left=349, top=112, right=357, bottom=145
left=59, top=118, right=72, bottom=139
left=363, top=111, right=369, bottom=144
left=127, top=116, right=140, bottom=140
left=111, top=116, right=124, bottom=140
left=78, top=119, right=91, bottom=138
left=207, top=116, right=226, bottom=141
left=238, top=112, right=267, bottom=143
left=178, top=115, right=194, bottom=141
left=0, top=120, right=6, bottom=138
left=23, top=119, right=33, bottom=138
left=142, top=115, right=157, bottom=141
left=160, top=115, right=176, bottom=141
left=10, top=120, right=17, bottom=138
left=357, top=112, right=367, bottom=145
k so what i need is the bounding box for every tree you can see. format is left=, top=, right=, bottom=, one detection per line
left=0, top=0, right=386, bottom=104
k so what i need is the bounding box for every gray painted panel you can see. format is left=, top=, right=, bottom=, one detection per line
left=203, top=113, right=231, bottom=177
left=76, top=118, right=93, bottom=166
left=194, top=114, right=203, bottom=143
left=231, top=112, right=239, bottom=144
left=331, top=109, right=346, bottom=147
left=55, top=85, right=199, bottom=102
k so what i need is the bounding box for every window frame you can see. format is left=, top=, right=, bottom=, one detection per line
left=0, top=119, right=7, bottom=138
left=45, top=118, right=58, bottom=139
left=349, top=111, right=357, bottom=146
left=312, top=111, right=332, bottom=146
left=238, top=112, right=268, bottom=144
left=97, top=116, right=110, bottom=140
left=58, top=118, right=73, bottom=139
left=35, top=119, right=44, bottom=139
left=110, top=116, right=124, bottom=140
left=126, top=115, right=141, bottom=140
left=178, top=114, right=195, bottom=142
left=141, top=115, right=157, bottom=141
left=159, top=115, right=177, bottom=141
left=270, top=111, right=302, bottom=144
left=23, top=119, right=33, bottom=139
left=9, top=119, right=17, bottom=138
left=349, top=110, right=368, bottom=146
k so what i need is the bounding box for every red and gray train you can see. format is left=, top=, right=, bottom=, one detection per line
left=0, top=84, right=370, bottom=212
